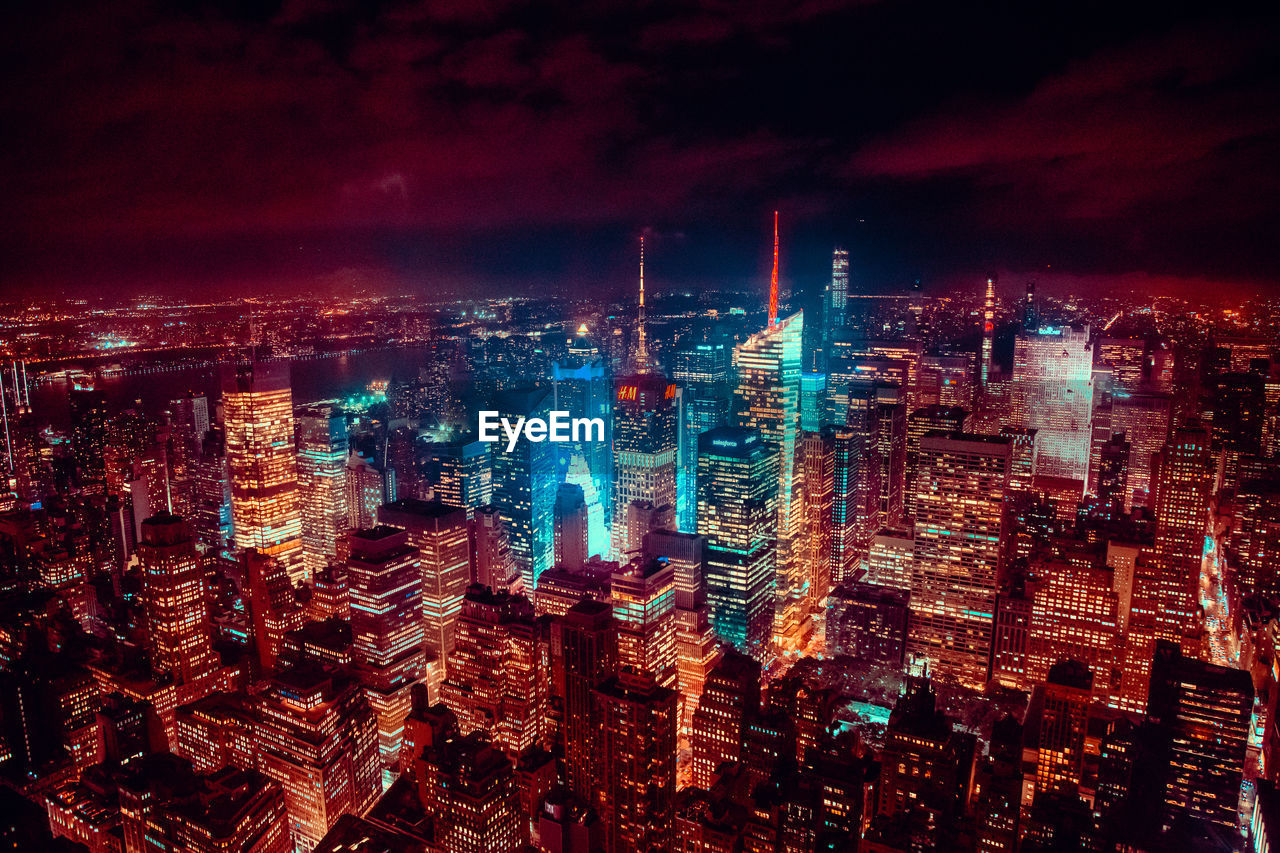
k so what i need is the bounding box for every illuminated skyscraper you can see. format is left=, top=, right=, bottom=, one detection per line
left=867, top=528, right=914, bottom=593
left=696, top=427, right=776, bottom=655
left=378, top=498, right=470, bottom=681
left=470, top=505, right=522, bottom=595
left=799, top=372, right=829, bottom=431
left=907, top=433, right=1011, bottom=688
left=551, top=327, right=613, bottom=533
left=1025, top=556, right=1122, bottom=706
left=192, top=426, right=233, bottom=551
left=1231, top=478, right=1280, bottom=599
left=554, top=482, right=589, bottom=570
left=422, top=436, right=492, bottom=518
left=1111, top=391, right=1171, bottom=509
left=557, top=599, right=617, bottom=805
left=873, top=384, right=907, bottom=529
left=1032, top=660, right=1093, bottom=796
left=491, top=386, right=558, bottom=589
left=980, top=277, right=996, bottom=392
left=643, top=529, right=718, bottom=734
left=564, top=451, right=608, bottom=556
left=732, top=311, right=803, bottom=642
left=1011, top=325, right=1094, bottom=481
left=673, top=333, right=732, bottom=533
left=1148, top=420, right=1217, bottom=644
left=592, top=669, right=677, bottom=853
left=1023, top=280, right=1039, bottom=330
left=823, top=248, right=850, bottom=366
left=829, top=424, right=877, bottom=585
left=400, top=699, right=522, bottom=853
left=1147, top=640, right=1252, bottom=830
left=918, top=353, right=975, bottom=411
left=798, top=429, right=834, bottom=608
left=138, top=513, right=218, bottom=684
left=690, top=650, right=761, bottom=789
left=347, top=526, right=426, bottom=788
left=345, top=451, right=391, bottom=530
left=245, top=548, right=304, bottom=675
left=440, top=586, right=549, bottom=761
left=222, top=361, right=306, bottom=584
left=905, top=404, right=970, bottom=521
left=873, top=676, right=973, bottom=847
left=612, top=374, right=678, bottom=560
left=253, top=665, right=380, bottom=851
left=610, top=556, right=677, bottom=689
left=295, top=402, right=348, bottom=577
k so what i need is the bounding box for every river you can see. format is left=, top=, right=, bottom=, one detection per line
left=29, top=347, right=432, bottom=427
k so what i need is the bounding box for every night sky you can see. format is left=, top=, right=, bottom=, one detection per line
left=2, top=1, right=1278, bottom=303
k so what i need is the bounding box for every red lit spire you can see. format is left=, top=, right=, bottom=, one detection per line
left=768, top=210, right=779, bottom=327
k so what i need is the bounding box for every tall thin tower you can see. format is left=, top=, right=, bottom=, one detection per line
left=768, top=211, right=780, bottom=327
left=979, top=277, right=996, bottom=391
left=633, top=235, right=652, bottom=374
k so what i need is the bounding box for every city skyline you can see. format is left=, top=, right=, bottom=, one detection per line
left=3, top=4, right=1280, bottom=853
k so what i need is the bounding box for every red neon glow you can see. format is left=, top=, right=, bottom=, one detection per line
left=768, top=210, right=779, bottom=327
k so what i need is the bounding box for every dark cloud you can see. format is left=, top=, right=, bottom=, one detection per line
left=1, top=0, right=1277, bottom=300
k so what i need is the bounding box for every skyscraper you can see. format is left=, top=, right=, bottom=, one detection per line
left=1111, top=390, right=1171, bottom=509
left=378, top=498, right=471, bottom=681
left=905, top=404, right=971, bottom=521
left=908, top=433, right=1011, bottom=688
left=672, top=334, right=732, bottom=533
left=222, top=361, right=306, bottom=584
left=440, top=586, right=549, bottom=761
left=822, top=248, right=849, bottom=369
left=554, top=482, right=589, bottom=570
left=347, top=525, right=426, bottom=788
left=980, top=277, right=996, bottom=392
left=1147, top=640, right=1253, bottom=830
left=611, top=374, right=678, bottom=560
left=295, top=402, right=348, bottom=577
left=245, top=548, right=304, bottom=675
left=732, top=311, right=803, bottom=643
left=491, top=386, right=558, bottom=590
left=592, top=669, right=677, bottom=853
left=345, top=451, right=391, bottom=530
left=399, top=699, right=522, bottom=853
left=422, top=436, right=493, bottom=517
left=138, top=513, right=217, bottom=685
left=1011, top=325, right=1094, bottom=482
left=610, top=556, right=677, bottom=689
left=551, top=326, right=613, bottom=534
left=1149, top=420, right=1217, bottom=644
left=253, top=665, right=381, bottom=851
left=690, top=650, right=761, bottom=789
left=1033, top=660, right=1093, bottom=796
left=829, top=424, right=877, bottom=586
left=557, top=599, right=617, bottom=805
left=643, top=529, right=719, bottom=734
left=873, top=384, right=907, bottom=529
left=696, top=427, right=776, bottom=656
left=797, top=428, right=834, bottom=609
left=470, top=505, right=522, bottom=595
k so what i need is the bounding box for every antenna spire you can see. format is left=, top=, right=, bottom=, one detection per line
left=634, top=234, right=651, bottom=373
left=768, top=210, right=779, bottom=327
